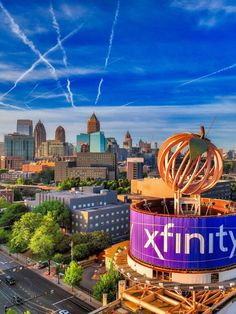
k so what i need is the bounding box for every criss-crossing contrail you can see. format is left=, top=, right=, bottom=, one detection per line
left=95, top=0, right=120, bottom=105
left=1, top=27, right=79, bottom=99
left=0, top=101, right=26, bottom=111
left=24, top=83, right=39, bottom=99
left=0, top=1, right=69, bottom=102
left=49, top=2, right=75, bottom=107
left=179, top=63, right=236, bottom=87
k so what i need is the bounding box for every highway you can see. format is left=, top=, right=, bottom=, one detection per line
left=0, top=252, right=95, bottom=314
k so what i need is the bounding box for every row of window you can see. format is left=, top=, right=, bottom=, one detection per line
left=72, top=201, right=107, bottom=210
left=89, top=209, right=129, bottom=219
left=89, top=224, right=128, bottom=229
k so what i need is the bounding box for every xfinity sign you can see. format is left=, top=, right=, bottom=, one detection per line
left=130, top=211, right=236, bottom=270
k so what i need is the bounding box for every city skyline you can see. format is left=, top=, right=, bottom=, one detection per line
left=0, top=0, right=236, bottom=148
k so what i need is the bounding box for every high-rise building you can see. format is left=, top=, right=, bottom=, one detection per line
left=17, top=120, right=33, bottom=136
left=87, top=112, right=100, bottom=134
left=38, top=140, right=72, bottom=159
left=127, top=157, right=144, bottom=180
left=4, top=133, right=34, bottom=161
left=34, top=120, right=46, bottom=158
left=123, top=131, right=132, bottom=150
left=77, top=133, right=90, bottom=152
left=90, top=132, right=106, bottom=152
left=55, top=126, right=65, bottom=143
left=55, top=152, right=117, bottom=182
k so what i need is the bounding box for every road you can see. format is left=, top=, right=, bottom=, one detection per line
left=0, top=252, right=95, bottom=313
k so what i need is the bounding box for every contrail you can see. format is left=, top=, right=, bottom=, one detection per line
left=120, top=101, right=136, bottom=107
left=24, top=84, right=39, bottom=99
left=0, top=1, right=68, bottom=102
left=95, top=0, right=120, bottom=105
left=95, top=78, right=103, bottom=105
left=49, top=2, right=75, bottom=107
left=0, top=27, right=79, bottom=99
left=0, top=101, right=26, bottom=111
left=179, top=63, right=236, bottom=87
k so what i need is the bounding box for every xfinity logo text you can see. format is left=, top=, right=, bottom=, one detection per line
left=144, top=223, right=236, bottom=260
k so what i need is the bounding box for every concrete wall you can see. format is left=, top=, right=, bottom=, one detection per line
left=131, top=177, right=173, bottom=198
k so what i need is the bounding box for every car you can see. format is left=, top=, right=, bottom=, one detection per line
left=37, top=261, right=49, bottom=269
left=12, top=295, right=23, bottom=305
left=5, top=275, right=16, bottom=285
left=58, top=310, right=71, bottom=314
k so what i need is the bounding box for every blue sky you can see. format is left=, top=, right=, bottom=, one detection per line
left=0, top=0, right=236, bottom=149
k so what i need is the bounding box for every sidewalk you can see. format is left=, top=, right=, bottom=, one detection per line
left=0, top=246, right=102, bottom=309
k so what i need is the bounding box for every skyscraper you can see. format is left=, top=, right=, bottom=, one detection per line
left=34, top=120, right=46, bottom=158
left=4, top=133, right=34, bottom=161
left=55, top=125, right=65, bottom=142
left=123, top=131, right=132, bottom=150
left=87, top=112, right=100, bottom=134
left=17, top=120, right=33, bottom=136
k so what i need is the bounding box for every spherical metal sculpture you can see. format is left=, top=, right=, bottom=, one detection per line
left=158, top=127, right=223, bottom=195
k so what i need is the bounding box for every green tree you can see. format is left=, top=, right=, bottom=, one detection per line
left=34, top=200, right=71, bottom=229
left=37, top=169, right=55, bottom=184
left=10, top=212, right=43, bottom=253
left=0, top=203, right=28, bottom=227
left=64, top=260, right=83, bottom=291
left=15, top=177, right=24, bottom=185
left=89, top=231, right=111, bottom=253
left=73, top=243, right=91, bottom=261
left=29, top=213, right=63, bottom=274
left=93, top=266, right=119, bottom=303
left=0, top=228, right=10, bottom=244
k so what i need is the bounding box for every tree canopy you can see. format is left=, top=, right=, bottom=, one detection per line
left=93, top=266, right=119, bottom=303
left=34, top=200, right=71, bottom=229
left=64, top=260, right=83, bottom=290
left=10, top=212, right=43, bottom=253
left=29, top=213, right=63, bottom=260
left=0, top=203, right=28, bottom=227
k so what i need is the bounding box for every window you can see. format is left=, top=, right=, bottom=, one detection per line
left=116, top=218, right=119, bottom=222
left=101, top=222, right=104, bottom=225
left=126, top=210, right=129, bottom=213
left=83, top=204, right=86, bottom=208
left=121, top=211, right=124, bottom=214
left=80, top=215, right=83, bottom=219
left=121, top=218, right=124, bottom=221
left=126, top=217, right=129, bottom=220
left=79, top=204, right=82, bottom=208
left=92, top=203, right=95, bottom=206
left=111, top=212, right=114, bottom=216
left=76, top=222, right=78, bottom=226
left=106, top=228, right=109, bottom=232
left=121, top=225, right=124, bottom=228
left=106, top=221, right=109, bottom=224
left=104, top=202, right=107, bottom=205
left=95, top=223, right=99, bottom=227
left=89, top=216, right=93, bottom=220
left=111, top=227, right=114, bottom=231
left=95, top=215, right=99, bottom=219
left=125, top=224, right=129, bottom=227
left=106, top=213, right=110, bottom=217
left=116, top=226, right=119, bottom=230
left=111, top=220, right=114, bottom=223
left=116, top=211, right=119, bottom=214
left=87, top=203, right=90, bottom=207
left=90, top=224, right=93, bottom=228
left=100, top=201, right=103, bottom=205
left=76, top=215, right=79, bottom=219
left=73, top=205, right=76, bottom=209
left=101, top=214, right=104, bottom=217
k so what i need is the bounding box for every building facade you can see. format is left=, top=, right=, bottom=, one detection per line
left=0, top=156, right=24, bottom=170
left=17, top=120, right=33, bottom=136
left=123, top=131, right=132, bottom=150
left=87, top=113, right=100, bottom=134
left=127, top=157, right=144, bottom=180
left=55, top=152, right=117, bottom=182
left=55, top=126, right=66, bottom=143
left=34, top=120, right=46, bottom=159
left=38, top=140, right=72, bottom=159
left=90, top=132, right=106, bottom=152
left=31, top=187, right=130, bottom=241
left=4, top=133, right=34, bottom=161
